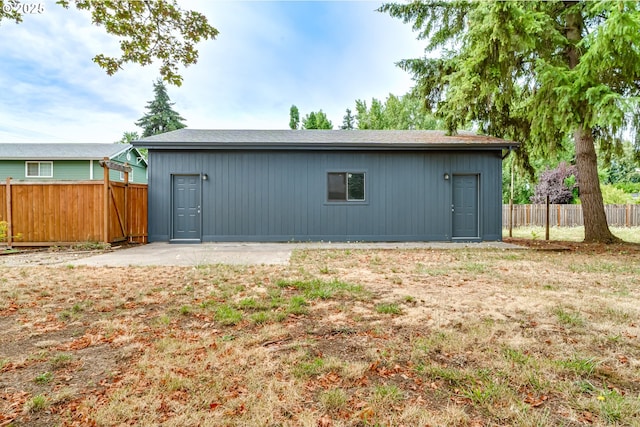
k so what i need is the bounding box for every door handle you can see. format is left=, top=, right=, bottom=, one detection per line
left=451, top=204, right=455, bottom=212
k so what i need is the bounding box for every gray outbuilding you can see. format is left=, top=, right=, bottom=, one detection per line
left=134, top=129, right=517, bottom=243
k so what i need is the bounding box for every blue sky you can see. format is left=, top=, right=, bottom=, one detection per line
left=0, top=0, right=426, bottom=143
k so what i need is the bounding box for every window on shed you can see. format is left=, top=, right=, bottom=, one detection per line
left=327, top=172, right=365, bottom=202
left=25, top=161, right=53, bottom=178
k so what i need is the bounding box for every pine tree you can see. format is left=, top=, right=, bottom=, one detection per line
left=341, top=108, right=354, bottom=130
left=136, top=79, right=187, bottom=137
left=381, top=1, right=640, bottom=242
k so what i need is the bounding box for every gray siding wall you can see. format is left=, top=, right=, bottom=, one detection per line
left=147, top=150, right=503, bottom=242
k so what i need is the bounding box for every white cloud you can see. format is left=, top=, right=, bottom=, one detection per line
left=0, top=0, right=427, bottom=142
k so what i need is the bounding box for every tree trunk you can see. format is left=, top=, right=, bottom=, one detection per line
left=574, top=127, right=619, bottom=242
left=565, top=4, right=619, bottom=243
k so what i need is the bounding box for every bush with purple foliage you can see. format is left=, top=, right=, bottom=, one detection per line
left=531, top=162, right=578, bottom=204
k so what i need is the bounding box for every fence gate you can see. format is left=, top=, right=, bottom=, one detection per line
left=99, top=158, right=143, bottom=244
left=0, top=160, right=147, bottom=248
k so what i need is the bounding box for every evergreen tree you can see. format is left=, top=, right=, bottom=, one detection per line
left=381, top=1, right=640, bottom=242
left=136, top=79, right=186, bottom=137
left=341, top=108, right=354, bottom=130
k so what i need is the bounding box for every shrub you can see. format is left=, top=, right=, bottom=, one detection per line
left=601, top=184, right=636, bottom=204
left=531, top=162, right=578, bottom=204
left=613, top=182, right=640, bottom=194
left=0, top=221, right=23, bottom=242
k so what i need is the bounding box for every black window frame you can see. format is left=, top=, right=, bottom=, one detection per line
left=326, top=171, right=367, bottom=204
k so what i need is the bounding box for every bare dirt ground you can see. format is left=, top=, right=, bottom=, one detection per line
left=503, top=237, right=640, bottom=254
left=0, top=246, right=118, bottom=267
left=1, top=241, right=639, bottom=426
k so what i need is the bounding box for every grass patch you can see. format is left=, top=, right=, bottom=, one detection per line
left=24, top=394, right=49, bottom=413
left=425, top=365, right=470, bottom=386
left=156, top=314, right=171, bottom=326
left=293, top=357, right=326, bottom=378
left=34, top=371, right=53, bottom=384
left=502, top=347, right=530, bottom=365
left=592, top=389, right=640, bottom=423
left=50, top=353, right=73, bottom=369
left=276, top=278, right=364, bottom=299
left=555, top=356, right=598, bottom=377
left=237, top=297, right=260, bottom=310
left=371, top=384, right=403, bottom=405
left=375, top=302, right=402, bottom=315
left=462, top=381, right=503, bottom=405
left=249, top=311, right=271, bottom=324
left=319, top=388, right=348, bottom=411
left=287, top=295, right=308, bottom=315
left=459, top=262, right=488, bottom=274
left=553, top=306, right=585, bottom=327
left=214, top=304, right=243, bottom=326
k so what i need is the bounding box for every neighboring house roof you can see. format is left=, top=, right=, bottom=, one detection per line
left=135, top=129, right=518, bottom=151
left=0, top=143, right=148, bottom=166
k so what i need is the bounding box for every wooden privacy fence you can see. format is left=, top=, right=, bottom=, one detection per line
left=0, top=160, right=147, bottom=247
left=503, top=204, right=640, bottom=228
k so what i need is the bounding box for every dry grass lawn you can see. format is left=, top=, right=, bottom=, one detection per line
left=1, top=242, right=639, bottom=426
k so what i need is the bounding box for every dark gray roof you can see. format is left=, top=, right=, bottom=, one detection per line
left=0, top=143, right=146, bottom=164
left=134, top=129, right=518, bottom=151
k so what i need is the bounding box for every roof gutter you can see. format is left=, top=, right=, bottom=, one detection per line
left=133, top=142, right=518, bottom=151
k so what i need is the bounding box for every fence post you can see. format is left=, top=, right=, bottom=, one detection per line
left=5, top=177, right=12, bottom=248
left=545, top=195, right=550, bottom=240
left=626, top=204, right=630, bottom=228
left=509, top=159, right=514, bottom=237
left=103, top=157, right=109, bottom=244
left=124, top=163, right=129, bottom=242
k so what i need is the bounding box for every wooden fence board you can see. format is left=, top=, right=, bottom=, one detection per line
left=503, top=204, right=640, bottom=227
left=127, top=184, right=148, bottom=243
left=0, top=184, right=6, bottom=222
left=0, top=179, right=147, bottom=246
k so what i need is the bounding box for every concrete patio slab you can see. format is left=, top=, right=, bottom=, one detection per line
left=71, top=241, right=523, bottom=267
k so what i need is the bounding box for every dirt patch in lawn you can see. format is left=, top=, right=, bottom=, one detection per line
left=504, top=237, right=640, bottom=254
left=0, top=243, right=136, bottom=267
left=1, top=245, right=639, bottom=426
